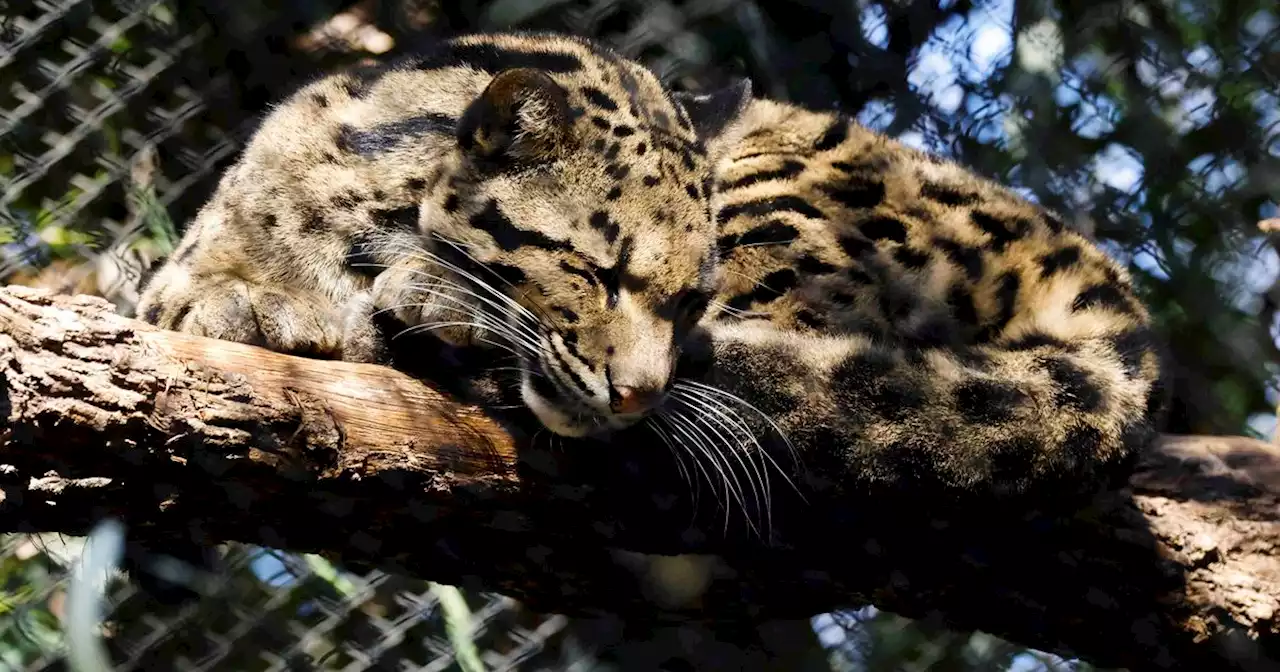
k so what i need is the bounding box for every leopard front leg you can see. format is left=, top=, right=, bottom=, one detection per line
left=138, top=269, right=342, bottom=358
left=339, top=289, right=390, bottom=364
left=339, top=257, right=490, bottom=364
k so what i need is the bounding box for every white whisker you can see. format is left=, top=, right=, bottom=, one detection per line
left=670, top=395, right=770, bottom=537
left=380, top=239, right=543, bottom=324
left=679, top=380, right=804, bottom=481
left=673, top=382, right=807, bottom=509
left=655, top=414, right=722, bottom=527
left=654, top=416, right=706, bottom=510
left=372, top=245, right=546, bottom=350
left=485, top=366, right=536, bottom=376
left=353, top=240, right=562, bottom=379
left=645, top=418, right=702, bottom=529
left=644, top=418, right=692, bottom=495
left=400, top=271, right=541, bottom=336
left=429, top=233, right=559, bottom=324
left=708, top=300, right=770, bottom=319
left=378, top=301, right=526, bottom=359
left=666, top=409, right=753, bottom=536
left=394, top=320, right=522, bottom=357
left=669, top=393, right=772, bottom=536
left=398, top=274, right=543, bottom=349
left=402, top=285, right=543, bottom=355
left=732, top=240, right=794, bottom=249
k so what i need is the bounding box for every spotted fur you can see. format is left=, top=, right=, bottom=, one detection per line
left=138, top=32, right=1168, bottom=525
left=137, top=32, right=733, bottom=437
left=691, top=98, right=1168, bottom=507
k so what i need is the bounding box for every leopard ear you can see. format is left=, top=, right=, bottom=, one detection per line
left=457, top=68, right=571, bottom=163
left=672, top=77, right=753, bottom=139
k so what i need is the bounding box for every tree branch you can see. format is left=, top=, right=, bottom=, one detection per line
left=0, top=285, right=1275, bottom=671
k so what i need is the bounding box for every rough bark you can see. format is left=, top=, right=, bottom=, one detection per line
left=0, top=285, right=1275, bottom=671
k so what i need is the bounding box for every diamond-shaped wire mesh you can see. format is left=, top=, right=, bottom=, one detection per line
left=2, top=532, right=590, bottom=671
left=0, top=3, right=586, bottom=670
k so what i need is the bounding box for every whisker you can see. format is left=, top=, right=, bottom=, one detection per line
left=666, top=409, right=753, bottom=536
left=708, top=300, right=770, bottom=319
left=399, top=277, right=543, bottom=351
left=653, top=415, right=705, bottom=512
left=372, top=244, right=546, bottom=347
left=401, top=272, right=542, bottom=336
left=722, top=267, right=773, bottom=287
left=377, top=302, right=523, bottom=358
left=675, top=381, right=808, bottom=505
left=655, top=415, right=720, bottom=525
left=644, top=417, right=693, bottom=495
left=670, top=396, right=768, bottom=537
left=731, top=240, right=794, bottom=250
left=645, top=418, right=701, bottom=529
left=381, top=293, right=540, bottom=357
left=484, top=366, right=536, bottom=376
left=671, top=386, right=770, bottom=472
left=394, top=320, right=521, bottom=358
left=359, top=240, right=553, bottom=362
left=429, top=233, right=559, bottom=325
left=381, top=240, right=544, bottom=326
left=670, top=393, right=772, bottom=536
left=678, top=381, right=802, bottom=467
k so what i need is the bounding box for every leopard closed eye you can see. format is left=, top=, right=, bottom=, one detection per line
left=136, top=31, right=746, bottom=439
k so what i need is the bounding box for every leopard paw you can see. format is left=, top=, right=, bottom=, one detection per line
left=339, top=290, right=390, bottom=364
left=144, top=277, right=342, bottom=357
left=367, top=262, right=483, bottom=348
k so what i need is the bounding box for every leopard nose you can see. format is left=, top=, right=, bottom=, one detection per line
left=610, top=385, right=664, bottom=415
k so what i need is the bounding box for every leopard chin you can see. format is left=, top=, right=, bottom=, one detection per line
left=521, top=375, right=650, bottom=439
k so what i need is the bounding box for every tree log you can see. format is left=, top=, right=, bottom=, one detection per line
left=0, top=285, right=1275, bottom=671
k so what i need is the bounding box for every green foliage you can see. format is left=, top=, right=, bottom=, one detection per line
left=0, top=538, right=71, bottom=668
left=430, top=582, right=488, bottom=672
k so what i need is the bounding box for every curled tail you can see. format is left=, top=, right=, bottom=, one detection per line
left=700, top=256, right=1168, bottom=508
left=681, top=99, right=1169, bottom=513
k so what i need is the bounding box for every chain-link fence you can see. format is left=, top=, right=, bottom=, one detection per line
left=2, top=530, right=592, bottom=671
left=0, top=3, right=816, bottom=670
left=1, top=4, right=591, bottom=669
left=2, top=0, right=1276, bottom=669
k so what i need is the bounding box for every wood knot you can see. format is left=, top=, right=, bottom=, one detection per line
left=281, top=387, right=343, bottom=472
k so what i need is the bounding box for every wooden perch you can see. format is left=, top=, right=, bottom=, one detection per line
left=0, top=285, right=1275, bottom=671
